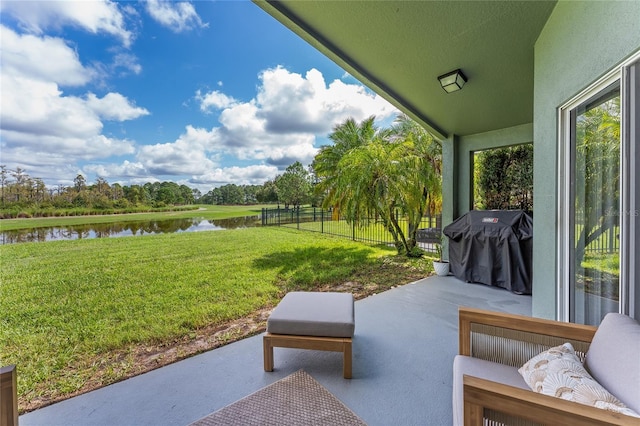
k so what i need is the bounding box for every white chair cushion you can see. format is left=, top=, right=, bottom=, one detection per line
left=585, top=313, right=640, bottom=414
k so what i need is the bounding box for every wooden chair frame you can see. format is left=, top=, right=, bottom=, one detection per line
left=458, top=307, right=638, bottom=426
left=1, top=365, right=18, bottom=426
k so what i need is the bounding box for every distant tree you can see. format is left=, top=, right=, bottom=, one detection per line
left=275, top=161, right=311, bottom=208
left=33, top=178, right=47, bottom=204
left=111, top=183, right=124, bottom=201
left=0, top=165, right=7, bottom=205
left=156, top=182, right=181, bottom=205
left=179, top=184, right=195, bottom=204
left=243, top=185, right=260, bottom=204
left=192, top=188, right=202, bottom=203
left=124, top=185, right=145, bottom=205
left=94, top=177, right=110, bottom=197
left=223, top=184, right=245, bottom=204
left=74, top=174, right=87, bottom=192
left=256, top=180, right=278, bottom=203
left=10, top=167, right=28, bottom=202
left=144, top=182, right=158, bottom=202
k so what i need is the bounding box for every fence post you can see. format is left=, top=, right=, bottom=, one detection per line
left=609, top=225, right=615, bottom=253
left=1, top=364, right=18, bottom=426
left=352, top=220, right=356, bottom=241
left=321, top=208, right=324, bottom=234
left=297, top=207, right=300, bottom=230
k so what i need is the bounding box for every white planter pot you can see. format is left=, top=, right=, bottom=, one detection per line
left=433, top=261, right=450, bottom=276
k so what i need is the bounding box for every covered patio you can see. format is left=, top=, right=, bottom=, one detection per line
left=252, top=0, right=640, bottom=325
left=19, top=276, right=531, bottom=426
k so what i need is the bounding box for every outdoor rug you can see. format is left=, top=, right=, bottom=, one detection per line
left=189, top=370, right=367, bottom=425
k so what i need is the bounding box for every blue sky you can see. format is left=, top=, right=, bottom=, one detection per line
left=0, top=0, right=398, bottom=192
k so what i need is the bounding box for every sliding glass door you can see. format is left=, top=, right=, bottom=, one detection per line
left=560, top=57, right=639, bottom=325
left=570, top=84, right=621, bottom=325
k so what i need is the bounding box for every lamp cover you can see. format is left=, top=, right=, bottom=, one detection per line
left=438, top=69, right=467, bottom=93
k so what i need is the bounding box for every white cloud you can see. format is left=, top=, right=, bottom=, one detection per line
left=84, top=160, right=148, bottom=179
left=1, top=129, right=135, bottom=165
left=193, top=66, right=397, bottom=168
left=1, top=74, right=146, bottom=144
left=255, top=66, right=397, bottom=134
left=112, top=52, right=142, bottom=75
left=1, top=74, right=103, bottom=139
left=86, top=93, right=150, bottom=121
left=0, top=25, right=94, bottom=86
left=137, top=125, right=218, bottom=175
left=195, top=89, right=238, bottom=112
left=0, top=0, right=133, bottom=47
left=216, top=102, right=265, bottom=147
left=145, top=0, right=208, bottom=33
left=0, top=26, right=144, bottom=185
left=192, top=165, right=279, bottom=186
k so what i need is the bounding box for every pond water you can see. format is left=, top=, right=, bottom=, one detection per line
left=0, top=216, right=261, bottom=245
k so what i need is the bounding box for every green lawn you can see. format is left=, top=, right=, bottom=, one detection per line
left=0, top=226, right=429, bottom=411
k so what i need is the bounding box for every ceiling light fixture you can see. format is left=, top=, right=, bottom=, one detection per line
left=438, top=69, right=467, bottom=93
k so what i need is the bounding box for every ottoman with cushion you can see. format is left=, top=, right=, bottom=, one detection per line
left=263, top=292, right=355, bottom=378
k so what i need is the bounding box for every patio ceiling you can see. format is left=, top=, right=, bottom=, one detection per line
left=255, top=1, right=557, bottom=140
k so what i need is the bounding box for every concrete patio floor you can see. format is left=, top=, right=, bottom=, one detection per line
left=20, top=275, right=531, bottom=426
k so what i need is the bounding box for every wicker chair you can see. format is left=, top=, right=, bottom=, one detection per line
left=454, top=307, right=639, bottom=426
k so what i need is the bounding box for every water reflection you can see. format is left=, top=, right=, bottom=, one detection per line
left=0, top=216, right=260, bottom=244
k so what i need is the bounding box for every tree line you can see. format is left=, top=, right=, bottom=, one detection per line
left=197, top=162, right=317, bottom=208
left=0, top=167, right=199, bottom=211
left=0, top=161, right=319, bottom=213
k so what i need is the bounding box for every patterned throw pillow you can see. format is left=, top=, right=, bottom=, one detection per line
left=518, top=342, right=640, bottom=417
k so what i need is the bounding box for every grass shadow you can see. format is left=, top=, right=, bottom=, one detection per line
left=252, top=245, right=381, bottom=293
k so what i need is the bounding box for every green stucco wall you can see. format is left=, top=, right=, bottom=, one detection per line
left=533, top=1, right=640, bottom=319
left=441, top=135, right=458, bottom=237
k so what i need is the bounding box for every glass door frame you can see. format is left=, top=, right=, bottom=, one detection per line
left=558, top=51, right=640, bottom=323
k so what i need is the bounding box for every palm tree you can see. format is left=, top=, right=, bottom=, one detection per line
left=313, top=114, right=442, bottom=256
left=312, top=116, right=379, bottom=209
left=390, top=114, right=442, bottom=240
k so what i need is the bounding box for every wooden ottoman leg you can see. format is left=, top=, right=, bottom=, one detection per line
left=263, top=334, right=274, bottom=372
left=343, top=339, right=352, bottom=379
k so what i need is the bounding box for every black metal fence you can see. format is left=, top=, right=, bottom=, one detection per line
left=575, top=211, right=620, bottom=255
left=261, top=206, right=442, bottom=252
left=579, top=224, right=620, bottom=255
